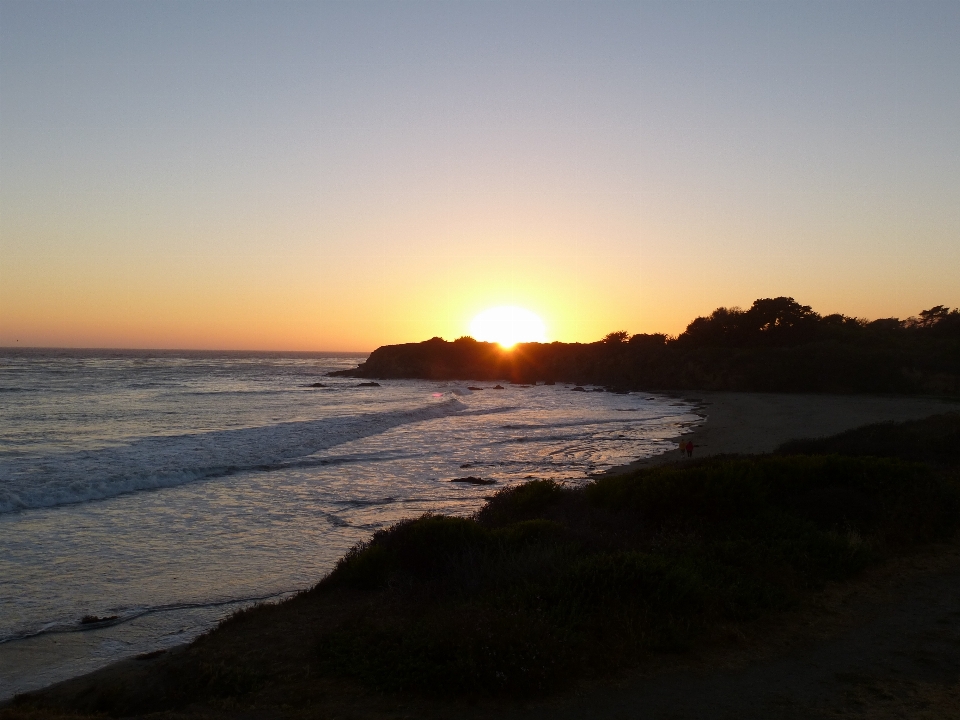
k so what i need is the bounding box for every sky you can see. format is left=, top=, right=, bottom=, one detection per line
left=1, top=0, right=958, bottom=351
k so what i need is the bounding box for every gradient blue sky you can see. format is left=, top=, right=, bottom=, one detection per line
left=2, top=0, right=958, bottom=350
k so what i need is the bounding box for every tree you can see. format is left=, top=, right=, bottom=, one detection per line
left=914, top=305, right=950, bottom=328
left=744, top=297, right=819, bottom=334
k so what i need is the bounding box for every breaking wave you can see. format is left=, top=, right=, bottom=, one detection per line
left=0, top=399, right=468, bottom=514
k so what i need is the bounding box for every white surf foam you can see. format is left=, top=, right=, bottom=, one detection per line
left=0, top=591, right=295, bottom=646
left=0, top=399, right=467, bottom=514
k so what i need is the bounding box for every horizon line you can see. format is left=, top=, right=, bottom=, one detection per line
left=0, top=345, right=372, bottom=356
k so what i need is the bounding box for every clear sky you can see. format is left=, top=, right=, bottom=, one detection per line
left=1, top=0, right=958, bottom=351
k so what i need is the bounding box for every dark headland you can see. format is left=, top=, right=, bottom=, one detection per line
left=5, top=298, right=960, bottom=720
left=332, top=297, right=960, bottom=395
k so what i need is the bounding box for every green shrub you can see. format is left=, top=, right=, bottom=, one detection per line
left=476, top=479, right=565, bottom=526
left=588, top=455, right=956, bottom=542
left=315, top=452, right=959, bottom=696
left=777, top=412, right=960, bottom=466
left=316, top=609, right=570, bottom=696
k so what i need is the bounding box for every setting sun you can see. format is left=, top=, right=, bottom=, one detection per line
left=468, top=306, right=547, bottom=348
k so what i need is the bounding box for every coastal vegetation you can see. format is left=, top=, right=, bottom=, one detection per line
left=7, top=413, right=959, bottom=718
left=333, top=298, right=960, bottom=394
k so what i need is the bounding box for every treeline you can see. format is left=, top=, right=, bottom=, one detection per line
left=334, top=298, right=960, bottom=394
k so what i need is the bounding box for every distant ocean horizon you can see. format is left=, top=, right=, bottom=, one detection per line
left=0, top=349, right=698, bottom=699
left=0, top=347, right=373, bottom=356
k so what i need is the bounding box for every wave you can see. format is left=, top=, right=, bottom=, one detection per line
left=273, top=450, right=418, bottom=471
left=332, top=496, right=397, bottom=507
left=172, top=388, right=300, bottom=397
left=494, top=429, right=655, bottom=446
left=0, top=590, right=296, bottom=646
left=0, top=399, right=468, bottom=514
left=497, top=413, right=682, bottom=432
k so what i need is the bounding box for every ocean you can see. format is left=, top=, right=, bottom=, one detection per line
left=0, top=349, right=699, bottom=699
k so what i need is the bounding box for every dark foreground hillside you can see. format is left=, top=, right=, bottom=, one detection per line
left=6, top=414, right=960, bottom=719
left=333, top=298, right=960, bottom=394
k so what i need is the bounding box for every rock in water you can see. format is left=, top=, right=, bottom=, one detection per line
left=450, top=476, right=496, bottom=485
left=80, top=614, right=118, bottom=625
left=356, top=381, right=381, bottom=387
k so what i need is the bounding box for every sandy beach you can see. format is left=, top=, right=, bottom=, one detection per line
left=607, top=391, right=958, bottom=474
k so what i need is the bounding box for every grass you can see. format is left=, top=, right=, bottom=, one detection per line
left=5, top=413, right=959, bottom=717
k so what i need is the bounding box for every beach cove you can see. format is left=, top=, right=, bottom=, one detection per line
left=605, top=391, right=957, bottom=472
left=0, top=350, right=699, bottom=700
left=9, top=393, right=958, bottom=717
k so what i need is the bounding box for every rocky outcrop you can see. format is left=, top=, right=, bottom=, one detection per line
left=326, top=300, right=960, bottom=395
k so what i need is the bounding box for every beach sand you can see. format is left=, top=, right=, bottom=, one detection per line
left=605, top=391, right=957, bottom=474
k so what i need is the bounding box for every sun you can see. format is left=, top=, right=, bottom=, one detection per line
left=469, top=306, right=547, bottom=348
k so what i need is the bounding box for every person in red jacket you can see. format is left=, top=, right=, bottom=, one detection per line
left=685, top=440, right=693, bottom=457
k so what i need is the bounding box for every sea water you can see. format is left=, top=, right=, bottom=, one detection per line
left=0, top=349, right=699, bottom=699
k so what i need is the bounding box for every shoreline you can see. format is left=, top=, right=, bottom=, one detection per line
left=600, top=390, right=957, bottom=476
left=6, top=391, right=958, bottom=711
